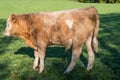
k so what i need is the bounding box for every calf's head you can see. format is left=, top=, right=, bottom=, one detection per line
left=4, top=14, right=29, bottom=37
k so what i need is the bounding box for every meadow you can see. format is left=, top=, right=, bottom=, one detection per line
left=0, top=0, right=120, bottom=80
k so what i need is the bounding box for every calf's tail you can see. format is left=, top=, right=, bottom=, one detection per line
left=91, top=7, right=99, bottom=53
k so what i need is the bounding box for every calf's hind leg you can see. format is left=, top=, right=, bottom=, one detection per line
left=64, top=43, right=83, bottom=73
left=86, top=36, right=95, bottom=70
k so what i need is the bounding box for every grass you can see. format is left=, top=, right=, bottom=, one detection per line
left=0, top=0, right=120, bottom=80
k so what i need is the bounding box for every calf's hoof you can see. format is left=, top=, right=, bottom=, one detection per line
left=32, top=63, right=38, bottom=70
left=38, top=67, right=44, bottom=73
left=65, top=48, right=70, bottom=53
left=63, top=68, right=72, bottom=74
left=33, top=66, right=37, bottom=70
left=86, top=64, right=93, bottom=71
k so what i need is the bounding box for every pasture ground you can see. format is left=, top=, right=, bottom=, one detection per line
left=0, top=0, right=120, bottom=80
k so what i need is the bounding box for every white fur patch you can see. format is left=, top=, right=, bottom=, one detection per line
left=65, top=19, right=73, bottom=29
left=4, top=18, right=12, bottom=36
left=69, top=38, right=72, bottom=45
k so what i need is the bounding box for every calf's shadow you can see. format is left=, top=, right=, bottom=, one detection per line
left=14, top=46, right=71, bottom=58
left=14, top=46, right=87, bottom=66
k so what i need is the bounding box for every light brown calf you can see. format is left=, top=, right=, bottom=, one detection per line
left=4, top=6, right=99, bottom=73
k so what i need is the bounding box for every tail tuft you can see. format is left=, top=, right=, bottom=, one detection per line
left=92, top=37, right=98, bottom=53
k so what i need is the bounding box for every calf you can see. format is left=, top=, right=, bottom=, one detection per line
left=4, top=6, right=99, bottom=73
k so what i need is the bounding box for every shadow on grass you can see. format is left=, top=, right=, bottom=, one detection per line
left=98, top=13, right=120, bottom=79
left=0, top=36, right=16, bottom=53
left=14, top=46, right=72, bottom=58
left=0, top=62, right=9, bottom=79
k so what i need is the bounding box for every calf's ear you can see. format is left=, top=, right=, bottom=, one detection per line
left=11, top=14, right=17, bottom=23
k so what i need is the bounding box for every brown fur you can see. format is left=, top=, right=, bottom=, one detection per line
left=4, top=6, right=99, bottom=73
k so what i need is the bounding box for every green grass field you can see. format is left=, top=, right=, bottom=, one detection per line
left=0, top=0, right=120, bottom=80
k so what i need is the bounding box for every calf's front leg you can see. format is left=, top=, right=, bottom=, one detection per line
left=38, top=49, right=46, bottom=73
left=37, top=41, right=47, bottom=73
left=33, top=50, right=39, bottom=70
left=33, top=48, right=46, bottom=73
